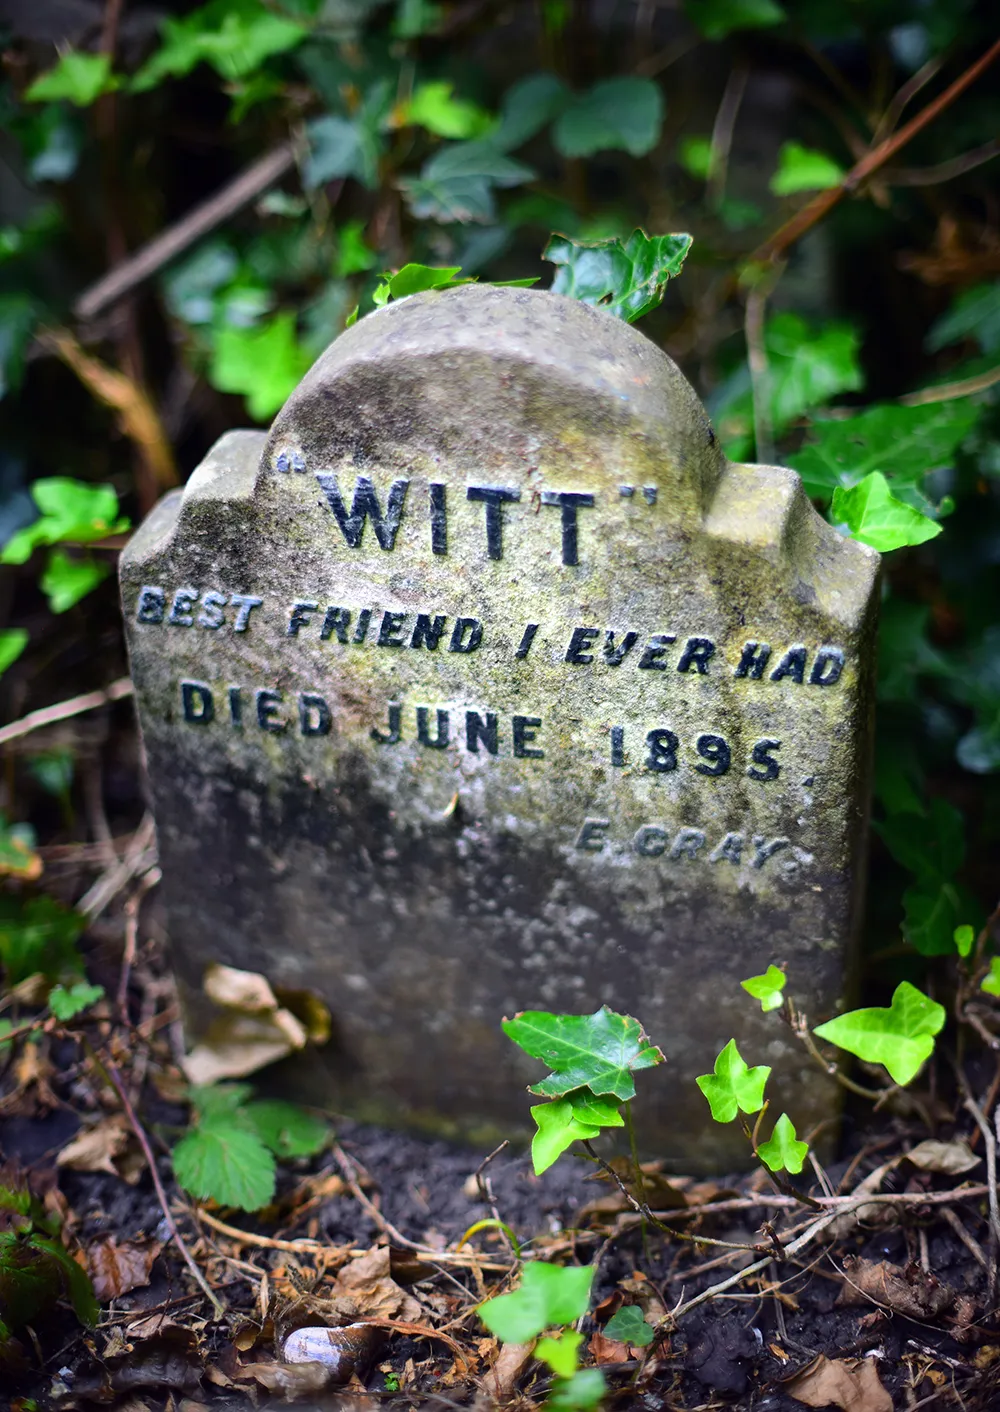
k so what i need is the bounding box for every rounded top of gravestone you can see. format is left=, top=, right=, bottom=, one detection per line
left=263, top=284, right=726, bottom=524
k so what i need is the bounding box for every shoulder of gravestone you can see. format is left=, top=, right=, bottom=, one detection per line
left=262, top=284, right=727, bottom=503
left=705, top=459, right=881, bottom=635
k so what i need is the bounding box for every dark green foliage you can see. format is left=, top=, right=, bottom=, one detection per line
left=0, top=1181, right=97, bottom=1342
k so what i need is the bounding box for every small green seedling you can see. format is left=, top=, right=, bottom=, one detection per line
left=813, top=981, right=945, bottom=1086
left=172, top=1082, right=331, bottom=1211
left=502, top=1006, right=664, bottom=1173
left=479, top=1261, right=605, bottom=1409
left=696, top=1039, right=769, bottom=1124
left=982, top=958, right=1000, bottom=997
left=48, top=982, right=104, bottom=1021
left=740, top=965, right=786, bottom=1012
left=756, top=1113, right=809, bottom=1175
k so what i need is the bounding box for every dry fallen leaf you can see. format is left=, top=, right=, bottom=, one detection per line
left=589, top=1330, right=631, bottom=1365
left=332, top=1247, right=423, bottom=1322
left=786, top=1354, right=892, bottom=1412
left=905, top=1139, right=980, bottom=1175
left=837, top=1257, right=955, bottom=1320
left=57, top=1114, right=132, bottom=1176
left=182, top=963, right=310, bottom=1084
left=482, top=1340, right=533, bottom=1397
left=86, top=1236, right=161, bottom=1302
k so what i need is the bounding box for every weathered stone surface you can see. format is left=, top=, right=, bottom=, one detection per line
left=121, top=285, right=879, bottom=1166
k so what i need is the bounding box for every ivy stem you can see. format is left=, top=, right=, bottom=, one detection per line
left=624, top=1099, right=649, bottom=1258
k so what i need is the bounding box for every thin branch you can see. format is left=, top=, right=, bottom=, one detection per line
left=708, top=63, right=749, bottom=209
left=751, top=37, right=1000, bottom=267
left=0, top=678, right=134, bottom=748
left=872, top=53, right=946, bottom=145
left=901, top=364, right=1000, bottom=406
left=964, top=1094, right=1000, bottom=1297
left=882, top=138, right=1000, bottom=185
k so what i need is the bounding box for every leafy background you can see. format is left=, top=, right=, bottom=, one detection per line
left=1, top=0, right=999, bottom=997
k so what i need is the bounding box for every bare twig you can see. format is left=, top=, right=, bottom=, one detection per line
left=117, top=866, right=162, bottom=1018
left=331, top=1142, right=425, bottom=1252
left=103, top=1059, right=224, bottom=1317
left=963, top=1097, right=998, bottom=1295
left=74, top=143, right=298, bottom=322
left=872, top=53, right=946, bottom=145
left=195, top=1209, right=328, bottom=1255
left=0, top=678, right=134, bottom=748
left=901, top=365, right=1000, bottom=406
left=882, top=138, right=1000, bottom=185
left=78, top=812, right=158, bottom=922
left=707, top=64, right=749, bottom=209
left=940, top=1206, right=989, bottom=1271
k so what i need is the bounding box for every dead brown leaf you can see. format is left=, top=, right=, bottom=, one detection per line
left=482, top=1340, right=532, bottom=1397
left=905, top=1139, right=980, bottom=1175
left=837, top=1257, right=955, bottom=1320
left=57, top=1114, right=132, bottom=1176
left=86, top=1236, right=161, bottom=1302
left=589, top=1330, right=631, bottom=1365
left=785, top=1354, right=892, bottom=1412
left=332, top=1247, right=424, bottom=1322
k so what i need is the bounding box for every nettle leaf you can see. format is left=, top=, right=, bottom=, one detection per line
left=209, top=312, right=312, bottom=421
left=503, top=1005, right=664, bottom=1101
left=982, top=958, right=1000, bottom=997
left=696, top=1040, right=770, bottom=1123
left=757, top=1113, right=809, bottom=1174
left=26, top=52, right=119, bottom=107
left=244, top=1100, right=330, bottom=1158
left=493, top=72, right=569, bottom=150
left=479, top=1261, right=594, bottom=1343
left=48, top=982, right=104, bottom=1022
left=190, top=1082, right=255, bottom=1120
left=927, top=281, right=1000, bottom=354
left=399, top=82, right=492, bottom=140
left=832, top=472, right=941, bottom=552
left=740, top=965, right=786, bottom=1012
left=535, top=1329, right=583, bottom=1377
left=545, top=229, right=692, bottom=324
left=603, top=1304, right=655, bottom=1346
left=2, top=478, right=128, bottom=565
left=41, top=551, right=109, bottom=613
left=552, top=76, right=663, bottom=159
left=813, top=981, right=946, bottom=1087
left=789, top=400, right=980, bottom=503
left=770, top=141, right=843, bottom=195
left=172, top=1121, right=276, bottom=1211
left=529, top=1091, right=623, bottom=1174
left=0, top=630, right=27, bottom=679
left=132, top=0, right=308, bottom=92
left=0, top=895, right=84, bottom=984
left=685, top=0, right=785, bottom=41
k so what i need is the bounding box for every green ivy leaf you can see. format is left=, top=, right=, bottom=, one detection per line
left=26, top=53, right=119, bottom=107
left=832, top=472, right=942, bottom=551
left=740, top=965, right=786, bottom=1012
left=132, top=0, right=307, bottom=92
left=982, top=958, right=1000, bottom=997
left=770, top=141, right=843, bottom=195
left=877, top=798, right=965, bottom=881
left=696, top=1039, right=770, bottom=1123
left=400, top=82, right=493, bottom=140
left=813, top=981, right=946, bottom=1086
left=402, top=141, right=534, bottom=223
left=0, top=895, right=84, bottom=984
left=545, top=229, right=692, bottom=324
left=173, top=1121, right=276, bottom=1211
left=789, top=400, right=980, bottom=503
left=479, top=1261, right=594, bottom=1343
left=0, top=293, right=41, bottom=399
left=927, top=281, right=1000, bottom=354
left=48, top=982, right=104, bottom=1022
left=304, top=114, right=382, bottom=191
left=535, top=1329, right=582, bottom=1377
left=954, top=925, right=975, bottom=958
left=1, top=478, right=128, bottom=565
left=685, top=0, right=785, bottom=40
left=503, top=1005, right=664, bottom=1102
left=244, top=1100, right=330, bottom=1158
left=902, top=881, right=965, bottom=956
left=552, top=77, right=663, bottom=158
left=529, top=1091, right=623, bottom=1174
left=493, top=72, right=569, bottom=150
left=209, top=311, right=311, bottom=421
left=756, top=1113, right=809, bottom=1174
left=335, top=220, right=378, bottom=277
left=373, top=263, right=469, bottom=307
left=0, top=630, right=28, bottom=678
left=40, top=551, right=109, bottom=613
left=603, top=1304, right=655, bottom=1346
left=546, top=1369, right=607, bottom=1411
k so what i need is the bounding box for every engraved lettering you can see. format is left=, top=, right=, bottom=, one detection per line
left=771, top=645, right=807, bottom=684
left=610, top=725, right=625, bottom=767
left=229, top=594, right=262, bottom=632
left=638, top=633, right=675, bottom=669
left=287, top=600, right=318, bottom=637
left=449, top=617, right=483, bottom=653
left=372, top=703, right=402, bottom=744
left=467, top=485, right=520, bottom=560
left=136, top=585, right=165, bottom=624
left=466, top=710, right=499, bottom=755
left=734, top=640, right=771, bottom=679
left=677, top=636, right=716, bottom=674
left=321, top=606, right=351, bottom=643
left=513, top=715, right=543, bottom=759
left=169, top=587, right=198, bottom=626
left=429, top=482, right=447, bottom=555
left=411, top=613, right=447, bottom=650
left=695, top=733, right=731, bottom=777
left=634, top=824, right=668, bottom=856
left=670, top=827, right=706, bottom=860
left=810, top=645, right=845, bottom=686
left=181, top=680, right=214, bottom=724
left=256, top=689, right=286, bottom=733
left=752, top=835, right=789, bottom=869
left=576, top=818, right=609, bottom=852
left=540, top=489, right=595, bottom=566
left=197, top=590, right=227, bottom=629
left=315, top=474, right=409, bottom=550
left=228, top=686, right=242, bottom=727
left=645, top=728, right=678, bottom=772
left=748, top=738, right=782, bottom=782
left=416, top=706, right=450, bottom=749
left=565, top=626, right=599, bottom=664
left=709, top=832, right=744, bottom=865
left=603, top=630, right=638, bottom=666
left=299, top=693, right=332, bottom=736
left=515, top=623, right=539, bottom=659
left=377, top=610, right=407, bottom=647
left=352, top=608, right=372, bottom=644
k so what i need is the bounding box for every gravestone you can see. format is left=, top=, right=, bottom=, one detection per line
left=121, top=285, right=879, bottom=1167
